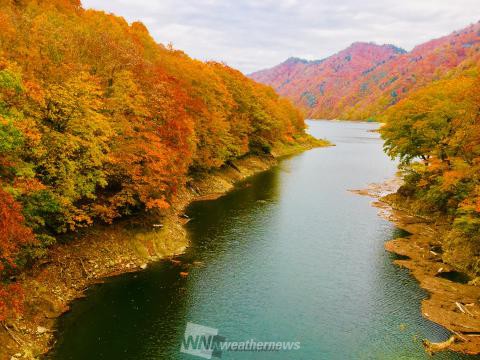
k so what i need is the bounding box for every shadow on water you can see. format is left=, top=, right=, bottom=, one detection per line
left=182, top=168, right=282, bottom=258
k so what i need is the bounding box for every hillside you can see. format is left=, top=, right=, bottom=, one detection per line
left=250, top=22, right=480, bottom=120
left=0, top=0, right=321, bottom=322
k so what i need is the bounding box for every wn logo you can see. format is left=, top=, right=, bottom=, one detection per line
left=180, top=322, right=225, bottom=359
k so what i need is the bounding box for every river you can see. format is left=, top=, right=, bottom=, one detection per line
left=49, top=120, right=477, bottom=360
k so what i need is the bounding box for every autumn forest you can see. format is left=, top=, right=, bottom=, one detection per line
left=1, top=0, right=480, bottom=358
left=0, top=0, right=314, bottom=321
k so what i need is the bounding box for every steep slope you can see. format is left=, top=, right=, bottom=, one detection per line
left=250, top=22, right=480, bottom=120
left=0, top=0, right=322, bottom=324
left=0, top=0, right=311, bottom=230
left=250, top=42, right=405, bottom=118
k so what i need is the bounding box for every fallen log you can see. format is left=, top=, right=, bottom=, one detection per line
left=422, top=335, right=456, bottom=355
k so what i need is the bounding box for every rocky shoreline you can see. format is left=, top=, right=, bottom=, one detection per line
left=352, top=180, right=480, bottom=355
left=0, top=140, right=326, bottom=360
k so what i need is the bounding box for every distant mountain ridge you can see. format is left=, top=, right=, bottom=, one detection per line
left=249, top=22, right=480, bottom=120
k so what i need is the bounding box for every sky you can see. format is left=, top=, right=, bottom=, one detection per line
left=81, top=0, right=480, bottom=74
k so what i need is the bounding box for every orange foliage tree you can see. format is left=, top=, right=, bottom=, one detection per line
left=381, top=68, right=480, bottom=273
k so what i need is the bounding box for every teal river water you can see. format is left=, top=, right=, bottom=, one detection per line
left=49, top=121, right=480, bottom=360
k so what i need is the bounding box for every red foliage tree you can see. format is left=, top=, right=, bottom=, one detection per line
left=0, top=189, right=35, bottom=320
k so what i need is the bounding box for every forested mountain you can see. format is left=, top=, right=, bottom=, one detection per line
left=250, top=22, right=480, bottom=120
left=250, top=42, right=405, bottom=118
left=0, top=0, right=316, bottom=319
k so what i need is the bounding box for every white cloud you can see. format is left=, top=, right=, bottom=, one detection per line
left=81, top=0, right=480, bottom=73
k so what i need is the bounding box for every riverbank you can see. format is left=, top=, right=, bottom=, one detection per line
left=352, top=180, right=480, bottom=355
left=0, top=137, right=329, bottom=360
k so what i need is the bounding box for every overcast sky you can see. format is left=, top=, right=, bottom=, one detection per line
left=82, top=0, right=479, bottom=74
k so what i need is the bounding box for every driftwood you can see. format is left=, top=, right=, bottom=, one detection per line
left=423, top=335, right=455, bottom=355
left=227, top=161, right=241, bottom=172
left=2, top=322, right=24, bottom=346
left=455, top=301, right=474, bottom=316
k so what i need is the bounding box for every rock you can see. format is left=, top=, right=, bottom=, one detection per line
left=36, top=326, right=48, bottom=334
left=140, top=263, right=147, bottom=270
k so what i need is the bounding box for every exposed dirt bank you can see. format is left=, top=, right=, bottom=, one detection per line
left=351, top=180, right=480, bottom=355
left=0, top=139, right=327, bottom=360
